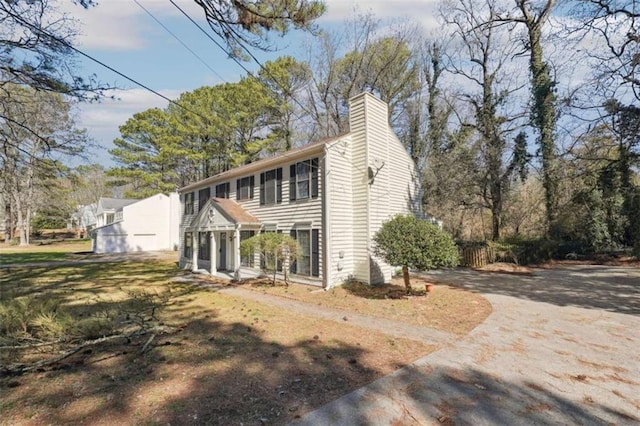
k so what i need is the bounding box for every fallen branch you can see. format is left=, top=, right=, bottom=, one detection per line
left=1, top=326, right=175, bottom=375
left=140, top=333, right=156, bottom=354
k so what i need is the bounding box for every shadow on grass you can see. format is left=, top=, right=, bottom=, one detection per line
left=0, top=261, right=389, bottom=425
left=0, top=252, right=71, bottom=265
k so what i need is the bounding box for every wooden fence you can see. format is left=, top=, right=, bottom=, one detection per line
left=460, top=246, right=495, bottom=268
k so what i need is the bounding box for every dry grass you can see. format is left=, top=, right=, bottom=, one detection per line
left=242, top=275, right=492, bottom=335
left=0, top=260, right=435, bottom=425
left=0, top=240, right=92, bottom=264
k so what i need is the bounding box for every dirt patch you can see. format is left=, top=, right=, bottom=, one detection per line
left=240, top=276, right=492, bottom=336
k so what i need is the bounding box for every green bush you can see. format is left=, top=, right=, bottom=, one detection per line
left=373, top=215, right=459, bottom=293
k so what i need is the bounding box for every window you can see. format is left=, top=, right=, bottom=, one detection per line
left=184, top=192, right=194, bottom=215
left=198, top=231, right=210, bottom=261
left=106, top=213, right=115, bottom=224
left=289, top=158, right=318, bottom=201
left=184, top=232, right=193, bottom=258
left=289, top=229, right=319, bottom=277
left=240, top=230, right=255, bottom=267
left=260, top=230, right=283, bottom=271
left=198, top=188, right=210, bottom=211
left=215, top=182, right=230, bottom=198
left=236, top=176, right=254, bottom=200
left=260, top=168, right=282, bottom=205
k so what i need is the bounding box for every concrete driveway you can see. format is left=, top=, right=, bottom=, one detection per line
left=293, top=265, right=640, bottom=425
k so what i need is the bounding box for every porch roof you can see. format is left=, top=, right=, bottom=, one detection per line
left=188, top=197, right=260, bottom=230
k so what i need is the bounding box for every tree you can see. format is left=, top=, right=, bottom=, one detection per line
left=443, top=0, right=529, bottom=240
left=305, top=13, right=419, bottom=136
left=507, top=0, right=560, bottom=236
left=194, top=0, right=326, bottom=56
left=111, top=79, right=280, bottom=193
left=0, top=85, right=87, bottom=245
left=240, top=233, right=299, bottom=285
left=258, top=56, right=311, bottom=150
left=109, top=108, right=185, bottom=198
left=373, top=215, right=459, bottom=294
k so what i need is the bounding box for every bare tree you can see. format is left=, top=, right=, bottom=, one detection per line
left=442, top=0, right=529, bottom=240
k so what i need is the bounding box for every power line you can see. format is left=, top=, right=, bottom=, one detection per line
left=132, top=0, right=227, bottom=83
left=3, top=6, right=210, bottom=121
left=167, top=0, right=314, bottom=121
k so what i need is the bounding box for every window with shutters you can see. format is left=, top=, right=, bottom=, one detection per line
left=215, top=182, right=230, bottom=198
left=198, top=188, right=210, bottom=212
left=289, top=228, right=319, bottom=277
left=260, top=168, right=282, bottom=205
left=236, top=176, right=254, bottom=200
left=184, top=232, right=193, bottom=258
left=289, top=158, right=318, bottom=201
left=184, top=192, right=194, bottom=215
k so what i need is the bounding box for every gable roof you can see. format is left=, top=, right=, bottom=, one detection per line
left=188, top=197, right=261, bottom=230
left=179, top=133, right=347, bottom=193
left=212, top=198, right=260, bottom=224
left=97, top=197, right=138, bottom=213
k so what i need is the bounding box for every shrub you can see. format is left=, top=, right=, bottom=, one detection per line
left=373, top=215, right=459, bottom=294
left=240, top=233, right=299, bottom=285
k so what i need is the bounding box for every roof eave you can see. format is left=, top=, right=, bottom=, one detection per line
left=178, top=137, right=341, bottom=193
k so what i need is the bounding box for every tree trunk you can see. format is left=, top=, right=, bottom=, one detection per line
left=402, top=265, right=411, bottom=294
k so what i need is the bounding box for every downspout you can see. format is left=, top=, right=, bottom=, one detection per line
left=321, top=145, right=331, bottom=289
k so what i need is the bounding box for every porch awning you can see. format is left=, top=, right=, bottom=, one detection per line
left=188, top=197, right=261, bottom=231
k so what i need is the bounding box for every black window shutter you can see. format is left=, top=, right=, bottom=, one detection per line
left=312, top=229, right=320, bottom=277
left=259, top=172, right=265, bottom=205
left=289, top=164, right=296, bottom=201
left=289, top=229, right=297, bottom=274
left=250, top=176, right=255, bottom=198
left=276, top=168, right=283, bottom=203
left=225, top=182, right=230, bottom=198
left=311, top=158, right=319, bottom=198
left=236, top=179, right=240, bottom=200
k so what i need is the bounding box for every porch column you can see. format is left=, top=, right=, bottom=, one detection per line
left=210, top=231, right=217, bottom=276
left=233, top=226, right=241, bottom=280
left=191, top=232, right=199, bottom=272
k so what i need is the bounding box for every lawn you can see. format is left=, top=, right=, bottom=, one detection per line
left=0, top=240, right=92, bottom=265
left=0, top=259, right=441, bottom=425
left=244, top=275, right=493, bottom=335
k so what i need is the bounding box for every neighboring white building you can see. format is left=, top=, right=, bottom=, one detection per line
left=92, top=193, right=180, bottom=253
left=178, top=92, right=421, bottom=287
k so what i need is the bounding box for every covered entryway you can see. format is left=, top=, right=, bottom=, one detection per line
left=185, top=197, right=261, bottom=279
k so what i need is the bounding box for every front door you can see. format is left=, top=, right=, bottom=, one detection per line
left=219, top=232, right=227, bottom=270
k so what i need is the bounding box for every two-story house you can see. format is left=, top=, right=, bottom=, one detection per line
left=178, top=92, right=421, bottom=287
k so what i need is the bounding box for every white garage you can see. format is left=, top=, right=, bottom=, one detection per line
left=92, top=193, right=179, bottom=254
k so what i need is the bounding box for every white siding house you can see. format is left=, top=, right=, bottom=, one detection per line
left=178, top=92, right=421, bottom=287
left=92, top=193, right=180, bottom=253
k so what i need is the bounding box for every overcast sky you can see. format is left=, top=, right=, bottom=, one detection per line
left=65, top=0, right=440, bottom=166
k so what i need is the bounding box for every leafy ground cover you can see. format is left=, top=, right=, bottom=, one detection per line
left=0, top=240, right=92, bottom=265
left=244, top=275, right=493, bottom=336
left=0, top=259, right=440, bottom=425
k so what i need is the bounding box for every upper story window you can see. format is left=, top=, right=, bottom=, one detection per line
left=236, top=176, right=254, bottom=201
left=198, top=187, right=210, bottom=211
left=184, top=192, right=194, bottom=215
left=106, top=213, right=115, bottom=224
left=290, top=158, right=319, bottom=201
left=260, top=167, right=282, bottom=205
left=215, top=182, right=230, bottom=199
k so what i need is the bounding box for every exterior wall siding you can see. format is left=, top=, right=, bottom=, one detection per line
left=178, top=155, right=324, bottom=281
left=348, top=95, right=370, bottom=283
left=326, top=137, right=354, bottom=284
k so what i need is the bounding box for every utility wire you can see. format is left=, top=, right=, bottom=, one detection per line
left=167, top=0, right=314, bottom=121
left=3, top=6, right=210, bottom=121
left=133, top=0, right=227, bottom=83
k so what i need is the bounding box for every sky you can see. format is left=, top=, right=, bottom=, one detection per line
left=64, top=0, right=441, bottom=166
